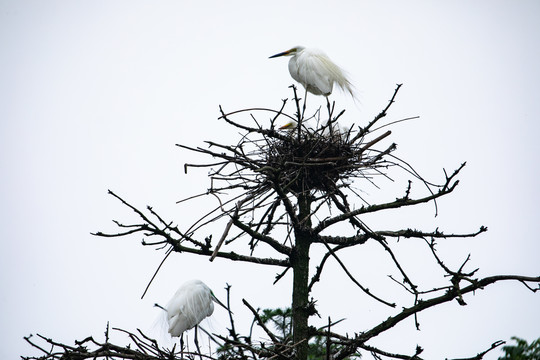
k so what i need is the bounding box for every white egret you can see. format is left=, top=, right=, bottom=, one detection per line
left=269, top=46, right=355, bottom=98
left=163, top=279, right=226, bottom=337
left=156, top=279, right=227, bottom=352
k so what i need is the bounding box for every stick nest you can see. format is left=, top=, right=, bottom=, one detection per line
left=266, top=125, right=390, bottom=194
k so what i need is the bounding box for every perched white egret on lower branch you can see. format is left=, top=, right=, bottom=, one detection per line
left=269, top=46, right=355, bottom=99
left=156, top=279, right=227, bottom=352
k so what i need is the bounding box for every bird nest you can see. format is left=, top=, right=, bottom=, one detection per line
left=182, top=86, right=401, bottom=201
left=266, top=123, right=393, bottom=195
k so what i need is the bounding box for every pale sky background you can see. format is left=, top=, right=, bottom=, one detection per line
left=1, top=1, right=539, bottom=359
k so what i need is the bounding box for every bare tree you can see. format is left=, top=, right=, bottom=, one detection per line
left=24, top=85, right=540, bottom=360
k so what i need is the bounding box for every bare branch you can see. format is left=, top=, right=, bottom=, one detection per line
left=447, top=340, right=505, bottom=360
left=319, top=236, right=396, bottom=308
left=352, top=83, right=403, bottom=142
left=314, top=163, right=465, bottom=233
left=334, top=275, right=540, bottom=359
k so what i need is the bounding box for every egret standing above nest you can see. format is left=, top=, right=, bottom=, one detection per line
left=269, top=46, right=355, bottom=99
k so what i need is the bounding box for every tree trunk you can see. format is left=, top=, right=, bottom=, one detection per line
left=292, top=193, right=312, bottom=360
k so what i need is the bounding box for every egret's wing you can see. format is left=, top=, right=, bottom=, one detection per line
left=298, top=49, right=355, bottom=98
left=291, top=50, right=333, bottom=96
left=184, top=282, right=215, bottom=321
left=316, top=55, right=354, bottom=97
left=167, top=312, right=191, bottom=336
left=166, top=285, right=194, bottom=336
left=325, top=61, right=355, bottom=98
left=165, top=280, right=214, bottom=336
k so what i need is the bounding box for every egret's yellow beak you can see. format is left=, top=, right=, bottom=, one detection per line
left=279, top=122, right=296, bottom=130
left=269, top=48, right=294, bottom=58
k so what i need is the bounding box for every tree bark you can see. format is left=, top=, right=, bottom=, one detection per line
left=292, top=193, right=312, bottom=360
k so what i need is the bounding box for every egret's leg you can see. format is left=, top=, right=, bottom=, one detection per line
left=301, top=88, right=308, bottom=121
left=194, top=325, right=202, bottom=359
left=180, top=333, right=185, bottom=358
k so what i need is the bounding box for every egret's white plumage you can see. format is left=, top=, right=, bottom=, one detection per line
left=270, top=46, right=355, bottom=98
left=165, top=280, right=217, bottom=337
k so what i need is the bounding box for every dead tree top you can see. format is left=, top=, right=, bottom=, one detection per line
left=69, top=84, right=540, bottom=360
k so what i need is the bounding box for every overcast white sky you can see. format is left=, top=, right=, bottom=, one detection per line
left=1, top=1, right=539, bottom=359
